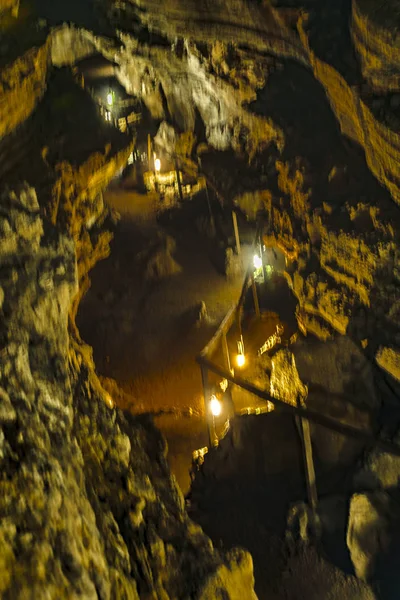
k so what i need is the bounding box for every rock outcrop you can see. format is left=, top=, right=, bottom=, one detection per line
left=0, top=38, right=50, bottom=138
left=0, top=181, right=256, bottom=598
left=8, top=0, right=400, bottom=206
left=352, top=0, right=400, bottom=92
left=4, top=0, right=400, bottom=596
left=0, top=22, right=257, bottom=594
left=346, top=491, right=397, bottom=581
left=87, top=0, right=400, bottom=390
left=50, top=22, right=284, bottom=157
left=100, top=0, right=400, bottom=205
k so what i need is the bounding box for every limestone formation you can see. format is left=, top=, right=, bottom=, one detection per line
left=270, top=349, right=307, bottom=406
left=346, top=492, right=395, bottom=581
left=0, top=183, right=256, bottom=598
left=0, top=25, right=257, bottom=593
left=0, top=38, right=51, bottom=139
left=3, top=0, right=400, bottom=596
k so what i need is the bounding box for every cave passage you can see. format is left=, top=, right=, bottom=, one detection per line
left=77, top=170, right=298, bottom=493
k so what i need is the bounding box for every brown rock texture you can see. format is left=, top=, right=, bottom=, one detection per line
left=0, top=40, right=50, bottom=139
left=0, top=186, right=256, bottom=599
left=296, top=14, right=400, bottom=207
left=0, top=0, right=19, bottom=17
left=262, top=157, right=400, bottom=379
left=50, top=23, right=285, bottom=158
left=0, top=21, right=257, bottom=598
left=352, top=0, right=400, bottom=92
left=39, top=1, right=400, bottom=205
left=3, top=0, right=400, bottom=595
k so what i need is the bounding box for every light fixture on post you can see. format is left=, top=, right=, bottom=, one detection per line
left=153, top=153, right=161, bottom=193
left=209, top=395, right=222, bottom=417
left=107, top=91, right=114, bottom=107
left=236, top=338, right=246, bottom=368
left=253, top=254, right=262, bottom=270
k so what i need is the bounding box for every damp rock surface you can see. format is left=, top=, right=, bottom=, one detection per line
left=0, top=185, right=257, bottom=598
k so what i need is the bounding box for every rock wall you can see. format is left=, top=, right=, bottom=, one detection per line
left=107, top=0, right=308, bottom=58
left=0, top=18, right=258, bottom=593
left=50, top=23, right=285, bottom=157
left=93, top=0, right=400, bottom=205
left=0, top=0, right=19, bottom=17
left=257, top=156, right=400, bottom=381
left=0, top=39, right=51, bottom=139
left=352, top=0, right=400, bottom=91
left=0, top=183, right=256, bottom=599
left=6, top=1, right=400, bottom=207
left=3, top=0, right=400, bottom=595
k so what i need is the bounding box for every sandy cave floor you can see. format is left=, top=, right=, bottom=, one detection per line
left=78, top=182, right=297, bottom=493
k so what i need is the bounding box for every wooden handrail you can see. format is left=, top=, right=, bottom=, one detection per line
left=198, top=219, right=265, bottom=360
left=197, top=355, right=400, bottom=457
left=199, top=304, right=237, bottom=359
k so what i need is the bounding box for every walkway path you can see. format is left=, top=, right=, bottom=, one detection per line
left=78, top=184, right=244, bottom=490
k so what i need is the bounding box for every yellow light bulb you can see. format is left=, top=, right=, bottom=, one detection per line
left=253, top=255, right=262, bottom=269
left=209, top=395, right=222, bottom=416
left=236, top=353, right=245, bottom=368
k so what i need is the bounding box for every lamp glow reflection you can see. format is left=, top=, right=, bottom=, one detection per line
left=253, top=254, right=262, bottom=269
left=209, top=395, right=222, bottom=416
left=236, top=353, right=246, bottom=368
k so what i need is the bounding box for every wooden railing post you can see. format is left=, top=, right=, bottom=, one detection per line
left=222, top=332, right=232, bottom=374
left=200, top=362, right=215, bottom=448
left=251, top=275, right=260, bottom=318
left=232, top=210, right=241, bottom=257
left=296, top=395, right=318, bottom=513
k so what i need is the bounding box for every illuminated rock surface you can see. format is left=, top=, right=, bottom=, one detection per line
left=0, top=168, right=256, bottom=600
left=0, top=30, right=256, bottom=598
left=2, top=0, right=400, bottom=597
left=347, top=491, right=400, bottom=583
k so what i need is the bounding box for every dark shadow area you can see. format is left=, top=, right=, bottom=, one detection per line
left=250, top=61, right=345, bottom=171
left=243, top=272, right=298, bottom=331
left=29, top=0, right=106, bottom=32
left=188, top=411, right=305, bottom=599
left=0, top=66, right=128, bottom=210
left=249, top=59, right=393, bottom=210
left=271, top=0, right=359, bottom=81
left=374, top=491, right=400, bottom=600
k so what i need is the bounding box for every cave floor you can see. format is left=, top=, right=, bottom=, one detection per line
left=78, top=182, right=298, bottom=493
left=78, top=183, right=245, bottom=492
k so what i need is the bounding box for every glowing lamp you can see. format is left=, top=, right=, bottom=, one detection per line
left=209, top=395, right=222, bottom=417
left=253, top=254, right=262, bottom=269
left=107, top=92, right=113, bottom=106
left=154, top=158, right=161, bottom=172
left=236, top=353, right=245, bottom=368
